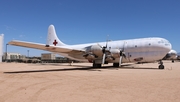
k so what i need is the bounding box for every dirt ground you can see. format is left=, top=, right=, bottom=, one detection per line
left=0, top=61, right=180, bottom=102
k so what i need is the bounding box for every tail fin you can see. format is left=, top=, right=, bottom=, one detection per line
left=46, top=25, right=66, bottom=46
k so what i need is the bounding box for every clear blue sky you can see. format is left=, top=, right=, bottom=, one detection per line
left=0, top=0, right=180, bottom=56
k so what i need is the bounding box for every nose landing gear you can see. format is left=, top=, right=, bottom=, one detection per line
left=158, top=60, right=164, bottom=69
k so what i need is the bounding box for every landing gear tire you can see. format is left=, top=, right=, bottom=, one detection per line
left=113, top=63, right=119, bottom=67
left=158, top=60, right=164, bottom=69
left=158, top=64, right=164, bottom=69
left=172, top=60, right=174, bottom=63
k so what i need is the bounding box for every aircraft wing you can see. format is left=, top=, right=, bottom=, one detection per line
left=8, top=40, right=84, bottom=53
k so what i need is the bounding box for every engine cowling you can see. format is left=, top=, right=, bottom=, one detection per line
left=109, top=49, right=121, bottom=58
left=85, top=45, right=103, bottom=57
left=84, top=45, right=123, bottom=62
left=83, top=53, right=97, bottom=60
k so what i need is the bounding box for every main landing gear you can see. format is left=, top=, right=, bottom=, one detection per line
left=113, top=63, right=119, bottom=67
left=158, top=60, right=164, bottom=69
left=93, top=63, right=102, bottom=68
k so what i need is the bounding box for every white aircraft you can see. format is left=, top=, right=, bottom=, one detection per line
left=177, top=52, right=180, bottom=60
left=8, top=25, right=172, bottom=69
left=163, top=49, right=177, bottom=63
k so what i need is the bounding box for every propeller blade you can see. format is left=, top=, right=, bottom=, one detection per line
left=123, top=52, right=126, bottom=59
left=119, top=56, right=123, bottom=67
left=119, top=50, right=123, bottom=67
left=102, top=53, right=106, bottom=64
left=97, top=40, right=109, bottom=65
left=97, top=43, right=103, bottom=48
left=105, top=41, right=108, bottom=48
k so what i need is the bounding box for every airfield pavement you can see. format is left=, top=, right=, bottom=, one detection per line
left=0, top=61, right=180, bottom=102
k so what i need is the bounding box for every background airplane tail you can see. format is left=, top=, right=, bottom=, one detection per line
left=47, top=25, right=66, bottom=46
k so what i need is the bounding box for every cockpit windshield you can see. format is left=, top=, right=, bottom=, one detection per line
left=158, top=39, right=171, bottom=46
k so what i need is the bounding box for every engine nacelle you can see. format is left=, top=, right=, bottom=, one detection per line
left=85, top=45, right=103, bottom=57
left=106, top=55, right=115, bottom=61
left=83, top=53, right=97, bottom=60
left=84, top=45, right=123, bottom=62
left=109, top=49, right=120, bottom=58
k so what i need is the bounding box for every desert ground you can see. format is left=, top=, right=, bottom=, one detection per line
left=0, top=61, right=180, bottom=102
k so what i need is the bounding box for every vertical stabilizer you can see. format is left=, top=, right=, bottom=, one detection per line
left=47, top=25, right=66, bottom=46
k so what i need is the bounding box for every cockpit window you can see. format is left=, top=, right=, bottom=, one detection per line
left=158, top=39, right=170, bottom=46
left=158, top=39, right=168, bottom=43
left=158, top=40, right=164, bottom=43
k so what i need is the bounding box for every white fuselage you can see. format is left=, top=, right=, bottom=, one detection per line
left=57, top=37, right=171, bottom=63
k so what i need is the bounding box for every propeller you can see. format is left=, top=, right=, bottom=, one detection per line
left=97, top=40, right=108, bottom=65
left=119, top=50, right=123, bottom=67
left=118, top=43, right=126, bottom=67
left=102, top=46, right=107, bottom=65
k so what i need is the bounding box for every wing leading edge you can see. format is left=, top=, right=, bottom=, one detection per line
left=8, top=40, right=80, bottom=53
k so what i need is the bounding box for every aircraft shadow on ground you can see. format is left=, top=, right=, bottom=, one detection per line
left=4, top=64, right=159, bottom=74
left=29, top=63, right=93, bottom=68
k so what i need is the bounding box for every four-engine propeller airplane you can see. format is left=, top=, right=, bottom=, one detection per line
left=8, top=25, right=172, bottom=69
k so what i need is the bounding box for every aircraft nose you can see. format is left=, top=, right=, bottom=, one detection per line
left=162, top=38, right=172, bottom=52
left=168, top=42, right=172, bottom=50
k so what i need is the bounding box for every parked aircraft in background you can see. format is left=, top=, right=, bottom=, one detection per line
left=177, top=52, right=180, bottom=60
left=8, top=25, right=172, bottom=69
left=163, top=49, right=177, bottom=63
